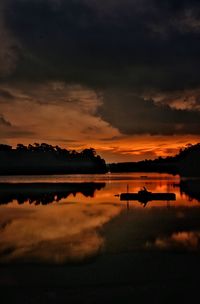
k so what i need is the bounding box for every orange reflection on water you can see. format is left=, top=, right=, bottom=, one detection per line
left=0, top=203, right=121, bottom=263
left=0, top=173, right=200, bottom=264
left=54, top=173, right=199, bottom=208
left=151, top=231, right=200, bottom=251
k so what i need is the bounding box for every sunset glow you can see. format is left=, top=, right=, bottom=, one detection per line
left=0, top=0, right=200, bottom=161
left=1, top=1, right=200, bottom=301
left=1, top=83, right=200, bottom=162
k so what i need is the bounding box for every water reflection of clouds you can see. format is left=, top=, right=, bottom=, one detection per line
left=0, top=204, right=120, bottom=263
left=103, top=206, right=200, bottom=254
left=1, top=174, right=200, bottom=264
left=149, top=231, right=200, bottom=251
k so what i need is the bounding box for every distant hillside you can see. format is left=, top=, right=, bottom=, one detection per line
left=109, top=143, right=200, bottom=177
left=0, top=143, right=108, bottom=175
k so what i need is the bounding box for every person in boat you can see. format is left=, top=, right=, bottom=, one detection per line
left=139, top=186, right=148, bottom=194
left=138, top=187, right=149, bottom=206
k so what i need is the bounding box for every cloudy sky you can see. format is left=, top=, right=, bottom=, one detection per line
left=1, top=0, right=200, bottom=161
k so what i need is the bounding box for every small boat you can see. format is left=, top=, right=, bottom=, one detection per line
left=119, top=187, right=176, bottom=203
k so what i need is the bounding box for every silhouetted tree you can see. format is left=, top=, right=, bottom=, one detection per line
left=0, top=144, right=12, bottom=151
left=81, top=148, right=96, bottom=159
left=0, top=143, right=108, bottom=174
left=16, top=144, right=27, bottom=151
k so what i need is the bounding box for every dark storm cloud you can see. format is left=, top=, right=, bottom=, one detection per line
left=100, top=91, right=200, bottom=135
left=1, top=0, right=200, bottom=137
left=0, top=0, right=19, bottom=77
left=2, top=0, right=200, bottom=89
left=0, top=89, right=15, bottom=100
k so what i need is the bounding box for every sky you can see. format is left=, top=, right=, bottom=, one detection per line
left=0, top=0, right=200, bottom=162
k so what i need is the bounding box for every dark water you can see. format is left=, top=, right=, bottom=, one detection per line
left=0, top=173, right=200, bottom=264
left=0, top=173, right=200, bottom=303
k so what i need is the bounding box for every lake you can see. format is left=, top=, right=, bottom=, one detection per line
left=0, top=173, right=200, bottom=303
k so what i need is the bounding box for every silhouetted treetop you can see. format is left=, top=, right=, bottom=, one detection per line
left=0, top=143, right=107, bottom=175
left=13, top=143, right=98, bottom=158
left=0, top=144, right=12, bottom=151
left=175, top=143, right=200, bottom=160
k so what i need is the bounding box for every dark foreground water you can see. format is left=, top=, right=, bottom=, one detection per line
left=0, top=173, right=200, bottom=303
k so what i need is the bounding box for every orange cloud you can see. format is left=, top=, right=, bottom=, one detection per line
left=0, top=83, right=200, bottom=162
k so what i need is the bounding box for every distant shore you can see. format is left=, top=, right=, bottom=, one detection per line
left=1, top=143, right=200, bottom=177
left=0, top=144, right=108, bottom=175
left=109, top=143, right=200, bottom=177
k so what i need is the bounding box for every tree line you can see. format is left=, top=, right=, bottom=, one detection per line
left=0, top=143, right=108, bottom=175
left=109, top=143, right=200, bottom=177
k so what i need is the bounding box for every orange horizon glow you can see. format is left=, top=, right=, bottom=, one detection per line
left=4, top=134, right=200, bottom=163
left=1, top=83, right=200, bottom=163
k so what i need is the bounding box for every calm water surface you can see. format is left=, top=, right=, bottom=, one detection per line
left=0, top=173, right=200, bottom=264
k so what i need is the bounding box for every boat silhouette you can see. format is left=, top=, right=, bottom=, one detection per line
left=118, top=187, right=176, bottom=205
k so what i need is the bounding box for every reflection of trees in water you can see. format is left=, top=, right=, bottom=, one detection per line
left=0, top=183, right=106, bottom=205
left=179, top=179, right=200, bottom=202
